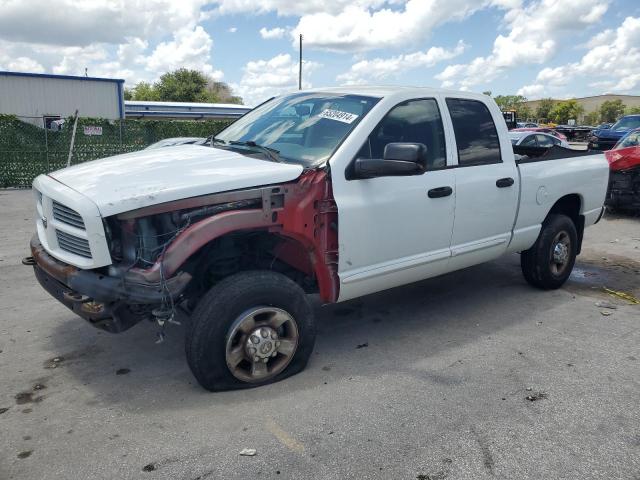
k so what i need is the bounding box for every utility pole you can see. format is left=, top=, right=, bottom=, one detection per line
left=298, top=34, right=303, bottom=90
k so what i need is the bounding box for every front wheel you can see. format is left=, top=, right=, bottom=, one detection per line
left=520, top=214, right=578, bottom=290
left=185, top=271, right=316, bottom=391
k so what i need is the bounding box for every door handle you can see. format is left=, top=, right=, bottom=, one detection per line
left=427, top=186, right=453, bottom=198
left=496, top=177, right=515, bottom=188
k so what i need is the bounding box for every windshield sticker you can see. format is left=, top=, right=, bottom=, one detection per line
left=319, top=109, right=359, bottom=124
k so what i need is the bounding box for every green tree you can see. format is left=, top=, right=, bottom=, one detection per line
left=124, top=69, right=243, bottom=104
left=624, top=105, right=640, bottom=115
left=549, top=100, right=584, bottom=124
left=490, top=94, right=532, bottom=120
left=205, top=80, right=244, bottom=104
left=128, top=81, right=160, bottom=101
left=154, top=68, right=210, bottom=102
left=535, top=98, right=555, bottom=121
left=582, top=111, right=600, bottom=126
left=517, top=104, right=533, bottom=121
left=493, top=95, right=527, bottom=110
left=599, top=99, right=625, bottom=123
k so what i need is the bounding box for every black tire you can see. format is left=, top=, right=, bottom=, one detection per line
left=520, top=214, right=578, bottom=290
left=185, top=271, right=315, bottom=391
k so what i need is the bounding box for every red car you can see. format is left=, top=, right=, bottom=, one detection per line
left=511, top=127, right=568, bottom=142
left=604, top=128, right=640, bottom=210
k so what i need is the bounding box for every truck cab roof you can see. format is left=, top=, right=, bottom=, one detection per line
left=297, top=85, right=490, bottom=102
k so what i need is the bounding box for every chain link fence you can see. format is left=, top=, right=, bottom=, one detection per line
left=0, top=115, right=232, bottom=188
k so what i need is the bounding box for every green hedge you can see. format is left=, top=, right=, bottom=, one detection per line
left=0, top=115, right=232, bottom=187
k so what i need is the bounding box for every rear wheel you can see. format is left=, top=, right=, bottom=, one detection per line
left=521, top=214, right=577, bottom=290
left=185, top=271, right=315, bottom=391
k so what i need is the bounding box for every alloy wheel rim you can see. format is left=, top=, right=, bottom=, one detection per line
left=550, top=230, right=571, bottom=276
left=225, top=306, right=299, bottom=383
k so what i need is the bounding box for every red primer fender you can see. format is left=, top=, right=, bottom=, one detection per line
left=130, top=169, right=340, bottom=303
left=273, top=170, right=339, bottom=302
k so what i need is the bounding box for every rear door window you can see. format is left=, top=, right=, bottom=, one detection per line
left=446, top=98, right=502, bottom=166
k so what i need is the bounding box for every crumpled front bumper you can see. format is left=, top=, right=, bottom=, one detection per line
left=606, top=168, right=640, bottom=210
left=25, top=235, right=191, bottom=333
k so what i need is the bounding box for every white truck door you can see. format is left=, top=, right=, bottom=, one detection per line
left=333, top=98, right=456, bottom=301
left=444, top=97, right=519, bottom=270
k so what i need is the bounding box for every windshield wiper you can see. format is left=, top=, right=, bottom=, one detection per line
left=205, top=136, right=227, bottom=147
left=229, top=140, right=282, bottom=163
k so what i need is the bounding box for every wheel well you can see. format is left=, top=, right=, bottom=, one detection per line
left=547, top=194, right=585, bottom=254
left=183, top=231, right=318, bottom=305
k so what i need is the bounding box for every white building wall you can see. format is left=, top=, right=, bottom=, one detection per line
left=0, top=74, right=123, bottom=126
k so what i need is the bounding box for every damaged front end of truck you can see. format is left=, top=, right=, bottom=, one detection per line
left=25, top=170, right=339, bottom=334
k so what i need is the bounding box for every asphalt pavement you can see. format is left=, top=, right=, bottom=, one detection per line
left=1, top=189, right=639, bottom=479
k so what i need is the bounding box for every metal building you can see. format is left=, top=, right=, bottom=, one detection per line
left=125, top=100, right=250, bottom=120
left=0, top=71, right=124, bottom=127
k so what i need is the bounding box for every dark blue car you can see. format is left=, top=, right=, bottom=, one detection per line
left=588, top=114, right=640, bottom=150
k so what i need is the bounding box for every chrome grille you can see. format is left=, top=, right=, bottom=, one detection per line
left=56, top=230, right=92, bottom=258
left=52, top=201, right=85, bottom=229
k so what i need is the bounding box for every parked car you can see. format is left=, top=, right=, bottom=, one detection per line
left=605, top=128, right=640, bottom=210
left=145, top=137, right=207, bottom=149
left=553, top=125, right=594, bottom=142
left=588, top=115, right=640, bottom=151
left=516, top=122, right=539, bottom=128
left=511, top=127, right=568, bottom=142
left=509, top=131, right=571, bottom=149
left=24, top=87, right=609, bottom=391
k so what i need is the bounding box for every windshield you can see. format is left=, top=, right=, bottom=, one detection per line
left=615, top=130, right=640, bottom=149
left=611, top=116, right=640, bottom=131
left=214, top=92, right=380, bottom=166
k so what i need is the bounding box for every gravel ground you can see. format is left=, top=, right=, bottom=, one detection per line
left=1, top=188, right=639, bottom=480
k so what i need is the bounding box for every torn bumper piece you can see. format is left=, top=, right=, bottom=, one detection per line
left=25, top=235, right=191, bottom=333
left=606, top=168, right=640, bottom=210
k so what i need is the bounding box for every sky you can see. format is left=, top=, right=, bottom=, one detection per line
left=0, top=0, right=639, bottom=105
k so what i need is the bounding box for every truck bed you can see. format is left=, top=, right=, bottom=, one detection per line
left=508, top=146, right=609, bottom=253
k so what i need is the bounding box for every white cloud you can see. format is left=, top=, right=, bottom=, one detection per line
left=585, top=28, right=615, bottom=48
left=212, top=0, right=389, bottom=16
left=145, top=26, right=223, bottom=80
left=519, top=15, right=640, bottom=97
left=3, top=56, right=45, bottom=73
left=228, top=26, right=238, bottom=33
left=0, top=0, right=211, bottom=46
left=117, top=38, right=149, bottom=66
left=232, top=53, right=321, bottom=106
left=516, top=84, right=545, bottom=97
left=436, top=0, right=609, bottom=90
left=337, top=40, right=466, bottom=85
left=0, top=2, right=226, bottom=87
left=260, top=27, right=286, bottom=39
left=291, top=0, right=516, bottom=53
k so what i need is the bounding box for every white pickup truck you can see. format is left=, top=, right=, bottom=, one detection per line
left=25, top=87, right=609, bottom=391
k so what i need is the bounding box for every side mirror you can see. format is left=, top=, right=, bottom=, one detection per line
left=353, top=142, right=426, bottom=179
left=383, top=142, right=427, bottom=162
